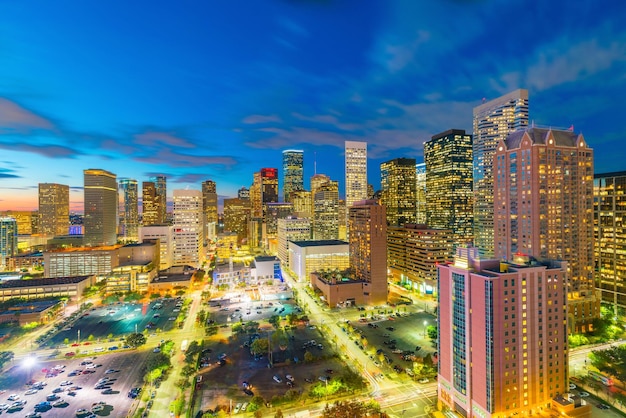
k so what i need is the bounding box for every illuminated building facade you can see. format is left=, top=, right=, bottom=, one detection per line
left=202, top=180, right=218, bottom=241
left=380, top=157, right=417, bottom=226
left=594, top=171, right=626, bottom=312
left=277, top=217, right=311, bottom=266
left=473, top=89, right=529, bottom=257
left=44, top=245, right=122, bottom=278
left=38, top=183, right=69, bottom=236
left=288, top=239, right=349, bottom=282
left=251, top=168, right=279, bottom=219
left=438, top=247, right=569, bottom=417
left=0, top=217, right=18, bottom=270
left=348, top=200, right=387, bottom=305
left=313, top=179, right=339, bottom=240
left=140, top=225, right=174, bottom=270
left=494, top=127, right=597, bottom=331
left=118, top=178, right=139, bottom=242
left=282, top=149, right=304, bottom=203
left=290, top=190, right=312, bottom=218
left=83, top=168, right=118, bottom=246
left=223, top=197, right=251, bottom=244
left=0, top=211, right=38, bottom=235
left=173, top=189, right=204, bottom=267
left=345, top=141, right=368, bottom=210
left=415, top=163, right=427, bottom=224
left=387, top=224, right=452, bottom=296
left=424, top=129, right=474, bottom=249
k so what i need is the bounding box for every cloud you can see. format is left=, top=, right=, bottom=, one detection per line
left=0, top=142, right=79, bottom=159
left=0, top=173, right=20, bottom=179
left=135, top=149, right=238, bottom=168
left=172, top=173, right=210, bottom=184
left=0, top=98, right=57, bottom=134
left=242, top=114, right=283, bottom=124
left=134, top=131, right=196, bottom=148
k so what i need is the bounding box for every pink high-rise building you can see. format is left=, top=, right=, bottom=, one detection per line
left=437, top=246, right=573, bottom=417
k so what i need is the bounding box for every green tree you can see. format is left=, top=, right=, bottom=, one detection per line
left=321, top=400, right=387, bottom=418
left=197, top=310, right=207, bottom=324
left=250, top=338, right=269, bottom=356
left=175, top=377, right=190, bottom=390
left=268, top=315, right=281, bottom=329
left=124, top=291, right=143, bottom=302
left=181, top=365, right=195, bottom=377
left=126, top=332, right=147, bottom=348
left=63, top=338, right=69, bottom=345
left=88, top=334, right=95, bottom=342
left=146, top=352, right=171, bottom=372
left=274, top=409, right=284, bottom=418
left=426, top=324, right=438, bottom=339
left=0, top=351, right=14, bottom=369
left=169, top=398, right=186, bottom=417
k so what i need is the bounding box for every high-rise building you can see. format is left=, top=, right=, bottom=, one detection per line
left=415, top=163, right=427, bottom=224
left=424, top=129, right=474, bottom=249
left=238, top=187, right=250, bottom=200
left=142, top=182, right=158, bottom=226
left=380, top=157, right=417, bottom=226
left=290, top=190, right=312, bottom=218
left=594, top=171, right=626, bottom=314
left=387, top=224, right=452, bottom=296
left=494, top=127, right=597, bottom=331
left=282, top=150, right=304, bottom=203
left=473, top=89, right=529, bottom=257
left=172, top=189, right=204, bottom=267
left=438, top=247, right=570, bottom=417
left=0, top=211, right=38, bottom=235
left=251, top=168, right=279, bottom=219
left=348, top=200, right=387, bottom=305
left=277, top=217, right=311, bottom=266
left=153, top=175, right=167, bottom=224
left=202, top=180, right=218, bottom=241
left=223, top=198, right=251, bottom=244
left=140, top=225, right=174, bottom=270
left=118, top=178, right=139, bottom=242
left=0, top=217, right=18, bottom=270
left=84, top=169, right=118, bottom=246
left=345, top=141, right=368, bottom=210
left=313, top=179, right=339, bottom=240
left=38, top=183, right=69, bottom=237
left=265, top=202, right=294, bottom=238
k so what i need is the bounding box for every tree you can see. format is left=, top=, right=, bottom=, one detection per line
left=0, top=351, right=14, bottom=369
left=274, top=409, right=284, bottom=418
left=197, top=310, right=207, bottom=324
left=426, top=324, right=438, bottom=340
left=126, top=332, right=147, bottom=348
left=321, top=400, right=387, bottom=418
left=181, top=365, right=195, bottom=377
left=268, top=315, right=281, bottom=329
left=250, top=338, right=269, bottom=356
left=145, top=352, right=171, bottom=372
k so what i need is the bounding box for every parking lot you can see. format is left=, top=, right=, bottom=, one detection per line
left=42, top=299, right=185, bottom=350
left=0, top=350, right=149, bottom=417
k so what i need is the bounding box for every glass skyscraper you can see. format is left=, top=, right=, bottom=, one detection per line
left=282, top=149, right=304, bottom=203
left=84, top=168, right=118, bottom=246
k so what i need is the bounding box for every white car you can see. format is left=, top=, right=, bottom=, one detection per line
left=85, top=364, right=97, bottom=369
left=25, top=389, right=39, bottom=395
left=579, top=392, right=590, bottom=397
left=272, top=375, right=282, bottom=383
left=7, top=394, right=19, bottom=401
left=241, top=402, right=249, bottom=411
left=233, top=403, right=242, bottom=414
left=418, top=378, right=429, bottom=383
left=569, top=383, right=577, bottom=390
left=92, top=404, right=105, bottom=412
left=60, top=380, right=73, bottom=386
left=0, top=403, right=9, bottom=411
left=285, top=375, right=294, bottom=382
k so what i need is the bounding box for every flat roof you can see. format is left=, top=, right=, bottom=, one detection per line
left=0, top=275, right=93, bottom=289
left=290, top=239, right=348, bottom=247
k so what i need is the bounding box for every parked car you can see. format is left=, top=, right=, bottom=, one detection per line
left=272, top=375, right=282, bottom=383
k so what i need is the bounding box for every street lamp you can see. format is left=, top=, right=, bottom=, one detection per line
left=423, top=320, right=428, bottom=338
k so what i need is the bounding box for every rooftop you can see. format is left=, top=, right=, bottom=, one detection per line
left=290, top=239, right=348, bottom=247
left=0, top=275, right=93, bottom=289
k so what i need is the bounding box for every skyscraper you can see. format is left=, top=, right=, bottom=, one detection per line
left=173, top=189, right=204, bottom=266
left=494, top=127, right=597, bottom=331
left=0, top=217, right=18, bottom=270
left=84, top=168, right=118, bottom=246
left=313, top=179, right=339, bottom=240
left=424, top=129, right=474, bottom=249
left=348, top=200, right=387, bottom=305
left=473, top=89, right=529, bottom=257
left=345, top=141, right=368, bottom=210
left=594, top=171, right=626, bottom=314
left=251, top=168, right=279, bottom=219
left=282, top=150, right=304, bottom=203
left=415, top=163, right=427, bottom=224
left=223, top=197, right=251, bottom=244
left=142, top=182, right=158, bottom=226
left=202, top=180, right=218, bottom=241
left=38, top=183, right=69, bottom=236
left=153, top=175, right=167, bottom=224
left=118, top=178, right=139, bottom=242
left=380, top=157, right=417, bottom=226
left=438, top=247, right=570, bottom=417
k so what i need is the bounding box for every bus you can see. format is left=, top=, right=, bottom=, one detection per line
left=589, top=370, right=614, bottom=386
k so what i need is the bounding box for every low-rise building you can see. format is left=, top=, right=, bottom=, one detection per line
left=310, top=270, right=366, bottom=307
left=0, top=275, right=96, bottom=302
left=148, top=265, right=194, bottom=295
left=212, top=260, right=250, bottom=288
left=288, top=240, right=349, bottom=282
left=0, top=300, right=61, bottom=325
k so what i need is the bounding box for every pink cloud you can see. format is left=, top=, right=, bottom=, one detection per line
left=0, top=98, right=56, bottom=133
left=134, top=131, right=196, bottom=148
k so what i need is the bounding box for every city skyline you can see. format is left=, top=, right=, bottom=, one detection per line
left=1, top=1, right=625, bottom=212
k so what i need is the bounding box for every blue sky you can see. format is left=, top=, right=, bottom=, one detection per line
left=0, top=0, right=625, bottom=211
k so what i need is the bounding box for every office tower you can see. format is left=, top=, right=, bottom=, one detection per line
left=38, top=183, right=69, bottom=236
left=473, top=89, right=529, bottom=257
left=140, top=225, right=174, bottom=270
left=153, top=175, right=167, bottom=224
left=172, top=189, right=204, bottom=266
left=387, top=224, right=452, bottom=295
left=290, top=190, right=312, bottom=218
left=345, top=141, right=368, bottom=210
left=313, top=179, right=339, bottom=240
left=494, top=127, right=597, bottom=331
left=1, top=210, right=39, bottom=235
left=367, top=184, right=374, bottom=200
left=594, top=171, right=626, bottom=314
left=438, top=247, right=569, bottom=417
left=415, top=163, right=427, bottom=224
left=265, top=202, right=294, bottom=238
left=380, top=157, right=417, bottom=226
left=238, top=187, right=250, bottom=200
left=142, top=182, right=158, bottom=226
left=310, top=173, right=330, bottom=210
left=202, top=180, right=218, bottom=241
left=0, top=217, right=18, bottom=270
left=348, top=200, right=387, bottom=305
left=251, top=168, right=279, bottom=219
left=223, top=198, right=251, bottom=244
left=84, top=169, right=118, bottom=246
left=118, top=178, right=139, bottom=242
left=282, top=150, right=304, bottom=203
left=424, top=129, right=474, bottom=249
left=277, top=217, right=311, bottom=266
